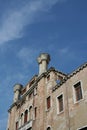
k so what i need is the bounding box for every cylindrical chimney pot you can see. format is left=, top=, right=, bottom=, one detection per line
left=13, top=84, right=23, bottom=102
left=37, top=53, right=50, bottom=75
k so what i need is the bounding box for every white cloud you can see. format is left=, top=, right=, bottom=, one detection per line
left=18, top=47, right=39, bottom=68
left=0, top=0, right=65, bottom=44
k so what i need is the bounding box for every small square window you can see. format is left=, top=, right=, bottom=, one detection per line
left=47, top=96, right=51, bottom=109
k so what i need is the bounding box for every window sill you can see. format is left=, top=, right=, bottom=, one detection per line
left=33, top=93, right=37, bottom=96
left=46, top=108, right=51, bottom=112
left=74, top=98, right=84, bottom=104
left=57, top=110, right=64, bottom=115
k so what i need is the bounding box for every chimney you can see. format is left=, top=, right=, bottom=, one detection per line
left=37, top=53, right=50, bottom=75
left=13, top=84, right=23, bottom=102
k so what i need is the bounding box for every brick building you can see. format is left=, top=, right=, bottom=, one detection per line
left=7, top=53, right=87, bottom=130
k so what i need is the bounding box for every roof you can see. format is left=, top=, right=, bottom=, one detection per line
left=8, top=67, right=66, bottom=112
left=8, top=62, right=87, bottom=111
left=52, top=62, right=87, bottom=92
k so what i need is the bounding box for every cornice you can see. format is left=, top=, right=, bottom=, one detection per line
left=52, top=62, right=87, bottom=92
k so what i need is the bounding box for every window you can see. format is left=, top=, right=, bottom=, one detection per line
left=79, top=126, right=87, bottom=130
left=35, top=107, right=37, bottom=118
left=24, top=110, right=28, bottom=123
left=29, top=106, right=33, bottom=120
left=47, top=96, right=51, bottom=109
left=16, top=121, right=18, bottom=130
left=74, top=81, right=83, bottom=102
left=21, top=113, right=23, bottom=126
left=47, top=75, right=50, bottom=81
left=57, top=94, right=63, bottom=113
left=47, top=127, right=51, bottom=130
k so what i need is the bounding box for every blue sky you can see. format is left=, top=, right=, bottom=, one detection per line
left=0, top=0, right=87, bottom=129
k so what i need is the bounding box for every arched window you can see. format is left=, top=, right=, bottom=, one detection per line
left=29, top=106, right=33, bottom=120
left=21, top=113, right=24, bottom=126
left=24, top=110, right=28, bottom=123
left=47, top=127, right=51, bottom=130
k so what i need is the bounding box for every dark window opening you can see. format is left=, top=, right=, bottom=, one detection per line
left=24, top=110, right=28, bottom=123
left=29, top=106, right=33, bottom=120
left=35, top=107, right=37, bottom=118
left=47, top=96, right=51, bottom=109
left=29, top=92, right=33, bottom=99
left=58, top=95, right=63, bottom=112
left=47, top=127, right=51, bottom=130
left=74, top=82, right=83, bottom=101
left=79, top=127, right=87, bottom=130
left=47, top=75, right=50, bottom=81
left=21, top=113, right=23, bottom=126
left=16, top=121, right=18, bottom=130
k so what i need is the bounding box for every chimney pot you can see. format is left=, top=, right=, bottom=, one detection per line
left=37, top=53, right=50, bottom=75
left=13, top=84, right=23, bottom=102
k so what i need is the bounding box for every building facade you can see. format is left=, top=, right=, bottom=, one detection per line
left=7, top=53, right=87, bottom=130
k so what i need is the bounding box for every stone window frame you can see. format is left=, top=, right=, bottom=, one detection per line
left=56, top=93, right=64, bottom=115
left=73, top=80, right=84, bottom=104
